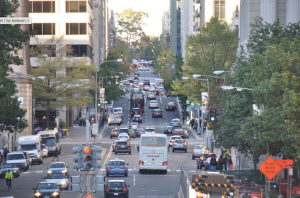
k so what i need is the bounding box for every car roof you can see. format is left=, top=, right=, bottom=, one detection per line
left=51, top=162, right=65, bottom=164
left=120, top=128, right=129, bottom=130
left=39, top=181, right=57, bottom=184
left=8, top=151, right=24, bottom=155
left=108, top=180, right=125, bottom=182
left=171, top=135, right=182, bottom=138
left=110, top=158, right=124, bottom=162
left=131, top=122, right=138, bottom=124
left=134, top=114, right=141, bottom=116
left=132, top=108, right=140, bottom=110
left=150, top=100, right=158, bottom=102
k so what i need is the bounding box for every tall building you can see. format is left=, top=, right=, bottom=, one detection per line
left=170, top=0, right=182, bottom=55
left=240, top=0, right=300, bottom=46
left=181, top=0, right=195, bottom=59
left=108, top=9, right=115, bottom=50
left=162, top=10, right=170, bottom=33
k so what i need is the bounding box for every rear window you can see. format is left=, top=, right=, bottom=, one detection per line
left=119, top=129, right=129, bottom=133
left=195, top=146, right=206, bottom=150
left=109, top=161, right=125, bottom=165
left=145, top=128, right=155, bottom=132
left=166, top=126, right=173, bottom=130
left=141, top=137, right=166, bottom=147
left=174, top=129, right=183, bottom=131
left=117, top=142, right=128, bottom=146
left=7, top=154, right=24, bottom=160
left=175, top=139, right=184, bottom=143
left=107, top=182, right=125, bottom=188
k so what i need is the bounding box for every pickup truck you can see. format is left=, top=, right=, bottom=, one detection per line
left=108, top=115, right=122, bottom=126
left=173, top=128, right=185, bottom=138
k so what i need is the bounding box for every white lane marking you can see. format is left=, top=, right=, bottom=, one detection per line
left=165, top=123, right=168, bottom=125
left=129, top=169, right=133, bottom=171
left=23, top=172, right=30, bottom=173
left=134, top=175, right=135, bottom=186
left=101, top=169, right=106, bottom=171
left=176, top=170, right=181, bottom=172
left=167, top=169, right=171, bottom=171
left=134, top=165, right=136, bottom=170
left=160, top=97, right=162, bottom=104
left=36, top=171, right=43, bottom=173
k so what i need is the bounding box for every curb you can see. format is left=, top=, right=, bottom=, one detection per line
left=187, top=126, right=201, bottom=140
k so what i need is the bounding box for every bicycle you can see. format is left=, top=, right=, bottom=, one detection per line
left=6, top=179, right=11, bottom=191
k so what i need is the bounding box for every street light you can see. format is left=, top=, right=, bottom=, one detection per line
left=192, top=74, right=225, bottom=82
left=213, top=70, right=232, bottom=75
left=221, top=85, right=254, bottom=91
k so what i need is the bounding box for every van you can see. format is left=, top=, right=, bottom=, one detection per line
left=16, top=135, right=44, bottom=164
left=6, top=151, right=30, bottom=171
left=113, top=107, right=124, bottom=119
left=39, top=130, right=61, bottom=156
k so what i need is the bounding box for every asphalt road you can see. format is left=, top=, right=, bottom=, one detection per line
left=0, top=67, right=206, bottom=198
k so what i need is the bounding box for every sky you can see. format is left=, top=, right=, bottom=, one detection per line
left=108, top=0, right=169, bottom=36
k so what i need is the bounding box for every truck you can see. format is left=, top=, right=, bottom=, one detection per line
left=131, top=90, right=144, bottom=113
left=39, top=130, right=61, bottom=156
left=108, top=115, right=122, bottom=126
left=16, top=135, right=44, bottom=164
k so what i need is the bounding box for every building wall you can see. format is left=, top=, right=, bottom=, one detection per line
left=170, top=0, right=181, bottom=55
left=181, top=0, right=195, bottom=59
left=162, top=10, right=170, bottom=33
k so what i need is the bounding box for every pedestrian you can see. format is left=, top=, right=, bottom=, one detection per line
left=37, top=127, right=41, bottom=133
left=0, top=148, right=3, bottom=165
left=223, top=154, right=228, bottom=171
left=210, top=155, right=217, bottom=170
left=182, top=114, right=185, bottom=124
left=206, top=155, right=211, bottom=170
left=219, top=155, right=224, bottom=171
left=227, top=156, right=233, bottom=170
left=190, top=118, right=195, bottom=129
left=4, top=148, right=9, bottom=162
left=52, top=147, right=59, bottom=161
left=194, top=121, right=198, bottom=132
left=59, top=128, right=63, bottom=137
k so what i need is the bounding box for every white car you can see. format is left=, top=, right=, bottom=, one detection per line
left=169, top=136, right=183, bottom=147
left=45, top=173, right=69, bottom=190
left=149, top=100, right=159, bottom=108
left=130, top=122, right=139, bottom=131
left=145, top=128, right=156, bottom=134
left=118, top=134, right=129, bottom=141
left=42, top=144, right=49, bottom=158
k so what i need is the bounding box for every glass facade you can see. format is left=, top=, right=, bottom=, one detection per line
left=30, top=45, right=56, bottom=57
left=29, top=1, right=55, bottom=13
left=66, top=23, right=92, bottom=35
left=66, top=1, right=87, bottom=13
left=67, top=45, right=93, bottom=59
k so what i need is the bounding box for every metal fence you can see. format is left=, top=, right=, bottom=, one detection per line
left=179, top=164, right=190, bottom=198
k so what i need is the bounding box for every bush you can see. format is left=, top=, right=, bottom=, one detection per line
left=59, top=121, right=66, bottom=129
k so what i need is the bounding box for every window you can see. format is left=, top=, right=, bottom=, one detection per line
left=29, top=1, right=55, bottom=13
left=193, top=6, right=195, bottom=12
left=67, top=45, right=93, bottom=59
left=235, top=5, right=239, bottom=17
left=30, top=45, right=56, bottom=57
left=215, top=0, right=225, bottom=19
left=193, top=16, right=195, bottom=22
left=66, top=23, right=88, bottom=35
left=66, top=1, right=87, bottom=13
left=30, top=23, right=55, bottom=35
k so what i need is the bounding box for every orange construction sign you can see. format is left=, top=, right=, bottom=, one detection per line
left=275, top=159, right=293, bottom=169
left=83, top=193, right=95, bottom=198
left=259, top=156, right=282, bottom=180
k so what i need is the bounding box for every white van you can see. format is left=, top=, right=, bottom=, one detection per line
left=39, top=130, right=61, bottom=155
left=16, top=135, right=44, bottom=164
left=113, top=107, right=124, bottom=119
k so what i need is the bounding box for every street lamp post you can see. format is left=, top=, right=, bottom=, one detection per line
left=221, top=85, right=254, bottom=91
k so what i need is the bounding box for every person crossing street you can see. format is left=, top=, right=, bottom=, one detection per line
left=52, top=147, right=59, bottom=161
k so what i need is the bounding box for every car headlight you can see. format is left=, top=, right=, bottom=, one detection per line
left=47, top=171, right=52, bottom=174
left=61, top=170, right=67, bottom=173
left=34, top=192, right=41, bottom=196
left=61, top=181, right=66, bottom=184
left=37, top=154, right=40, bottom=157
left=52, top=192, right=59, bottom=196
left=14, top=170, right=17, bottom=173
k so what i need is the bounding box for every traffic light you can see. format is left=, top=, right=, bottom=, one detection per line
left=91, top=145, right=102, bottom=168
left=71, top=175, right=83, bottom=192
left=82, top=146, right=93, bottom=170
left=73, top=146, right=83, bottom=170
left=97, top=99, right=101, bottom=107
left=210, top=108, right=216, bottom=122
left=93, top=175, right=105, bottom=191
left=190, top=102, right=195, bottom=106
left=192, top=173, right=235, bottom=196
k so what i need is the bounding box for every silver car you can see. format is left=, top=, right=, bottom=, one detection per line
left=45, top=173, right=69, bottom=190
left=172, top=139, right=187, bottom=152
left=170, top=118, right=182, bottom=128
left=129, top=122, right=139, bottom=131
left=192, top=145, right=207, bottom=160
left=149, top=100, right=159, bottom=108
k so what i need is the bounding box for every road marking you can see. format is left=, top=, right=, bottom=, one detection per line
left=167, top=169, right=171, bottom=171
left=134, top=175, right=135, bottom=186
left=176, top=170, right=181, bottom=172
left=36, top=171, right=43, bottom=173
left=160, top=97, right=162, bottom=104
left=165, top=123, right=168, bottom=125
left=101, top=169, right=105, bottom=171
left=23, top=172, right=30, bottom=173
left=129, top=169, right=133, bottom=171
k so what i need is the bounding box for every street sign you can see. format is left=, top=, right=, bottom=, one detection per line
left=83, top=192, right=95, bottom=198
left=100, top=88, right=105, bottom=103
left=275, top=159, right=293, bottom=169
left=259, top=156, right=282, bottom=180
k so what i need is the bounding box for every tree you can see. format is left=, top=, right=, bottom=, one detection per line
left=31, top=36, right=96, bottom=127
left=116, top=8, right=148, bottom=45
left=174, top=53, right=183, bottom=79
left=0, top=0, right=34, bottom=133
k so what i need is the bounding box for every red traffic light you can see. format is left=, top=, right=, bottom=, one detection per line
left=84, top=147, right=92, bottom=154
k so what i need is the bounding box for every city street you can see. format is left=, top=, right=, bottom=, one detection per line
left=0, top=68, right=205, bottom=198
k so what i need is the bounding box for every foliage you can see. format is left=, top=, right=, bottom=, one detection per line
left=174, top=53, right=183, bottom=79
left=31, top=36, right=96, bottom=127
left=0, top=0, right=34, bottom=133
left=59, top=121, right=66, bottom=129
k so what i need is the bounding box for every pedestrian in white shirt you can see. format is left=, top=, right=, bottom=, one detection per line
left=206, top=156, right=211, bottom=170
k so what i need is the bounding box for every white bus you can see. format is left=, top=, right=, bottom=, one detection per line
left=139, top=134, right=168, bottom=173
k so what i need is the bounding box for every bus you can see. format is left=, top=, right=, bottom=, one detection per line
left=139, top=134, right=168, bottom=173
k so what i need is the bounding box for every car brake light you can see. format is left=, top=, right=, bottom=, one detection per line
left=139, top=160, right=144, bottom=165
left=163, top=161, right=167, bottom=166
left=106, top=188, right=110, bottom=192
left=131, top=112, right=133, bottom=114
left=124, top=166, right=127, bottom=170
left=128, top=145, right=131, bottom=148
left=107, top=167, right=110, bottom=170
left=127, top=139, right=129, bottom=141
left=201, top=157, right=204, bottom=160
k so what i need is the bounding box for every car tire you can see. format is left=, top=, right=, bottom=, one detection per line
left=108, top=123, right=111, bottom=126
left=172, top=149, right=174, bottom=152
left=192, top=156, right=195, bottom=160
left=106, top=172, right=109, bottom=177
left=162, top=170, right=167, bottom=174
left=115, top=152, right=117, bottom=155
left=185, top=149, right=187, bottom=153
left=110, top=136, right=112, bottom=139
left=59, top=149, right=61, bottom=155
left=139, top=169, right=144, bottom=174
left=118, top=124, right=120, bottom=126
left=125, top=172, right=128, bottom=177
left=200, top=165, right=203, bottom=169
left=66, top=185, right=69, bottom=190
left=129, top=152, right=131, bottom=155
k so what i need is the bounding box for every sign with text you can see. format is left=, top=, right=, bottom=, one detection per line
left=275, top=159, right=293, bottom=169
left=100, top=88, right=105, bottom=103
left=0, top=17, right=32, bottom=24
left=259, top=156, right=282, bottom=180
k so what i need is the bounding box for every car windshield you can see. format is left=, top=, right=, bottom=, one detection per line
left=20, top=144, right=37, bottom=151
left=234, top=179, right=242, bottom=183
left=48, top=173, right=66, bottom=179
left=109, top=161, right=126, bottom=165
left=119, top=129, right=129, bottom=133
left=37, top=183, right=58, bottom=190
left=107, top=182, right=125, bottom=188
left=172, top=120, right=179, bottom=122
left=43, top=138, right=57, bottom=146
left=2, top=164, right=16, bottom=168
left=145, top=129, right=155, bottom=132
left=195, top=146, right=206, bottom=150
left=7, top=154, right=24, bottom=160
left=50, top=163, right=65, bottom=168
left=174, top=129, right=183, bottom=131
left=166, top=126, right=173, bottom=130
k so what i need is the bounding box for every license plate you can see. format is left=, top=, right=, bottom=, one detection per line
left=114, top=193, right=119, bottom=195
left=45, top=196, right=49, bottom=198
left=115, top=168, right=119, bottom=170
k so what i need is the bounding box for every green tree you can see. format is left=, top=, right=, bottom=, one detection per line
left=31, top=36, right=96, bottom=127
left=0, top=0, right=34, bottom=133
left=174, top=53, right=183, bottom=79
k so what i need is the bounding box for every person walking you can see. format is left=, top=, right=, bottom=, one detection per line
left=194, top=120, right=198, bottom=132
left=4, top=148, right=9, bottom=162
left=52, top=147, right=59, bottom=161
left=227, top=156, right=233, bottom=170
left=219, top=155, right=224, bottom=171
left=190, top=118, right=195, bottom=129
left=0, top=148, right=3, bottom=165
left=210, top=155, right=217, bottom=170
left=206, top=155, right=211, bottom=170
left=223, top=154, right=228, bottom=171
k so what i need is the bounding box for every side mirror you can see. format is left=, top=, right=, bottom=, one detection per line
left=127, top=163, right=129, bottom=165
left=33, top=187, right=36, bottom=190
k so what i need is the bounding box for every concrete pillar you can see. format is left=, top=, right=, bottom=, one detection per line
left=260, top=0, right=277, bottom=23
left=286, top=0, right=300, bottom=24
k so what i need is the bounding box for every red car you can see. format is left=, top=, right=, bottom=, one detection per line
left=152, top=109, right=162, bottom=118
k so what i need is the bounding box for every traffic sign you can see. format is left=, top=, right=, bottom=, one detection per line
left=83, top=192, right=95, bottom=198
left=275, top=159, right=293, bottom=169
left=259, top=156, right=282, bottom=180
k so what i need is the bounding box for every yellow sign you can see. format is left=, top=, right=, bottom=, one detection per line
left=207, top=122, right=211, bottom=128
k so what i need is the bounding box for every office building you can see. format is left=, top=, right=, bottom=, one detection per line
left=162, top=10, right=170, bottom=33
left=170, top=0, right=182, bottom=55
left=181, top=0, right=195, bottom=59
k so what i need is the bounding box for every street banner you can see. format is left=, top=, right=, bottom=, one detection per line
left=100, top=88, right=105, bottom=103
left=201, top=92, right=208, bottom=115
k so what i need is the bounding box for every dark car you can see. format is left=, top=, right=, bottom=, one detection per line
left=165, top=103, right=176, bottom=111
left=143, top=80, right=150, bottom=85
left=196, top=153, right=217, bottom=169
left=115, top=140, right=131, bottom=155
left=106, top=158, right=129, bottom=177
left=33, top=182, right=60, bottom=198
left=153, top=89, right=160, bottom=95
left=169, top=102, right=177, bottom=109
left=131, top=108, right=142, bottom=118
left=159, top=90, right=166, bottom=96
left=152, top=109, right=163, bottom=118
left=0, top=163, right=20, bottom=178
left=128, top=129, right=136, bottom=139
left=133, top=114, right=142, bottom=123
left=47, top=162, right=69, bottom=177
left=119, top=128, right=129, bottom=134
left=104, top=180, right=130, bottom=198
left=110, top=128, right=120, bottom=139
left=164, top=126, right=174, bottom=134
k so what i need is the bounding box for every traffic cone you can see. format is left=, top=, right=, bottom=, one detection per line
left=230, top=164, right=234, bottom=170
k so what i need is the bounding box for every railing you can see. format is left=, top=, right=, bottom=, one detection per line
left=195, top=8, right=200, bottom=18
left=194, top=21, right=200, bottom=32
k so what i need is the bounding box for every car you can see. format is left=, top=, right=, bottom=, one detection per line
left=169, top=136, right=183, bottom=147
left=159, top=90, right=166, bottom=96
left=196, top=153, right=217, bottom=169
left=131, top=108, right=142, bottom=118
left=133, top=114, right=142, bottom=123
left=0, top=164, right=20, bottom=178
left=23, top=151, right=33, bottom=169
left=104, top=180, right=130, bottom=198
left=45, top=172, right=69, bottom=190
left=170, top=118, right=182, bottom=127
left=47, top=162, right=69, bottom=177
left=136, top=128, right=145, bottom=137
left=42, top=144, right=49, bottom=158
left=147, top=92, right=156, bottom=100
left=143, top=85, right=150, bottom=91
left=129, top=122, right=139, bottom=131
left=143, top=80, right=150, bottom=85
left=128, top=129, right=136, bottom=139
left=134, top=71, right=139, bottom=76
left=153, top=70, right=157, bottom=74
left=118, top=134, right=130, bottom=141
left=173, top=128, right=185, bottom=138
left=172, top=139, right=187, bottom=152
left=33, top=182, right=60, bottom=198
left=119, top=128, right=129, bottom=134
left=149, top=100, right=159, bottom=108
left=152, top=109, right=162, bottom=118
left=110, top=128, right=120, bottom=138
left=184, top=130, right=189, bottom=138
left=168, top=102, right=177, bottom=109
left=6, top=151, right=30, bottom=171
left=112, top=140, right=119, bottom=152
left=106, top=158, right=129, bottom=177
left=133, top=75, right=139, bottom=79
left=115, top=140, right=131, bottom=155
left=152, top=89, right=159, bottom=95
left=164, top=126, right=174, bottom=134
left=145, top=128, right=156, bottom=134
left=165, top=103, right=176, bottom=111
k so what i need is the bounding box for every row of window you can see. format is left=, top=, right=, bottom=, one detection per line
left=30, top=23, right=56, bottom=35
left=29, top=23, right=92, bottom=36
left=29, top=0, right=92, bottom=13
